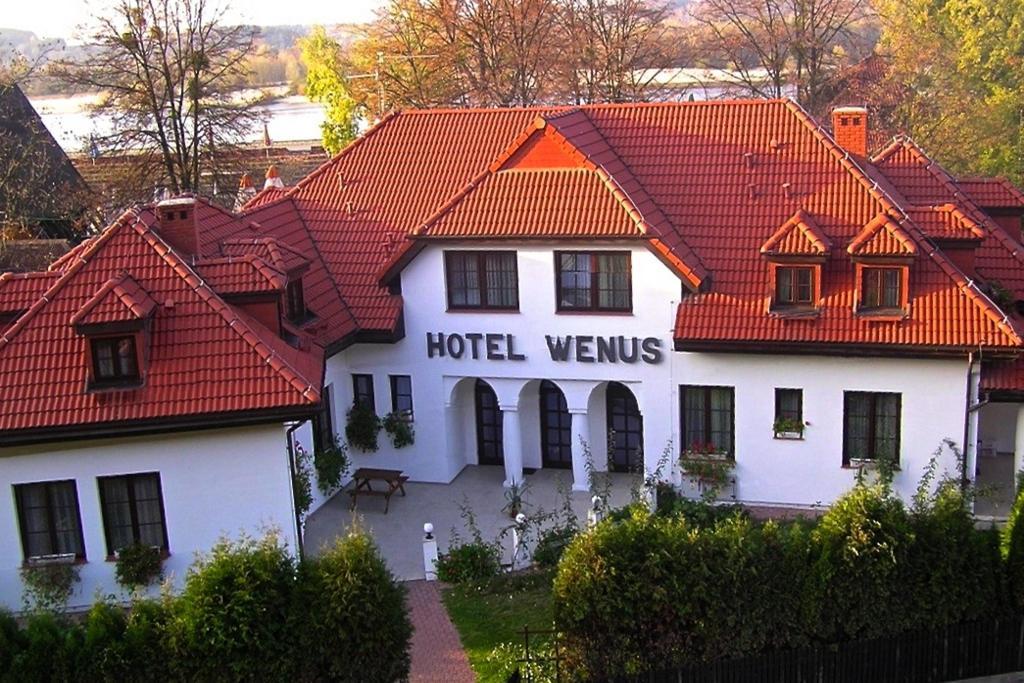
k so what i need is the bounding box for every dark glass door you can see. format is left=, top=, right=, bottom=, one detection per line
left=607, top=381, right=643, bottom=472
left=540, top=380, right=572, bottom=469
left=475, top=380, right=504, bottom=466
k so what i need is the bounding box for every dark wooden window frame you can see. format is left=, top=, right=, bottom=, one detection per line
left=539, top=380, right=572, bottom=469
left=314, top=384, right=336, bottom=455
left=444, top=251, right=519, bottom=311
left=475, top=379, right=504, bottom=466
left=285, top=277, right=308, bottom=323
left=774, top=388, right=803, bottom=422
left=352, top=374, right=375, bottom=410
left=679, top=385, right=736, bottom=459
left=773, top=265, right=816, bottom=308
left=607, top=381, right=644, bottom=472
left=857, top=265, right=908, bottom=313
left=842, top=391, right=902, bottom=466
left=14, top=480, right=86, bottom=561
left=555, top=250, right=633, bottom=313
left=390, top=375, right=414, bottom=419
left=97, top=472, right=170, bottom=556
left=89, top=335, right=141, bottom=386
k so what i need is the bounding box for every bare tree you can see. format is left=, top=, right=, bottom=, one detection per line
left=560, top=0, right=682, bottom=103
left=690, top=0, right=874, bottom=114
left=53, top=0, right=259, bottom=195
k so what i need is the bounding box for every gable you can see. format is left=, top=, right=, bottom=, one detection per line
left=500, top=129, right=586, bottom=170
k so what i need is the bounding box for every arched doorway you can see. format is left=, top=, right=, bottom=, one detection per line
left=539, top=380, right=572, bottom=469
left=607, top=381, right=643, bottom=472
left=475, top=379, right=504, bottom=466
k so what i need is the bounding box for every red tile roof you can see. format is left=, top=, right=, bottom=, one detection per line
left=847, top=213, right=918, bottom=257
left=195, top=256, right=287, bottom=296
left=760, top=210, right=831, bottom=256
left=959, top=177, right=1024, bottom=210
left=237, top=100, right=1022, bottom=356
left=0, top=204, right=322, bottom=442
left=0, top=271, right=59, bottom=314
left=905, top=204, right=984, bottom=242
left=69, top=273, right=157, bottom=327
left=220, top=237, right=310, bottom=274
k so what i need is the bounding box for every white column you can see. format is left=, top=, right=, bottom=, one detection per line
left=1014, top=405, right=1024, bottom=480
left=570, top=409, right=591, bottom=492
left=502, top=407, right=524, bottom=488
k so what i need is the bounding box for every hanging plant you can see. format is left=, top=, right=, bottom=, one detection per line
left=114, top=542, right=164, bottom=589
left=382, top=411, right=415, bottom=448
left=315, top=435, right=350, bottom=495
left=345, top=403, right=381, bottom=452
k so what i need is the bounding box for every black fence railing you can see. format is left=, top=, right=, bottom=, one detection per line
left=514, top=616, right=1024, bottom=683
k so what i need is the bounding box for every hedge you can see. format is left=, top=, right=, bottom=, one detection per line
left=554, top=478, right=1012, bottom=679
left=0, top=529, right=411, bottom=683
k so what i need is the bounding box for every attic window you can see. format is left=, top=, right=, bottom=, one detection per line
left=858, top=266, right=908, bottom=315
left=770, top=264, right=820, bottom=313
left=90, top=336, right=141, bottom=387
left=286, top=277, right=314, bottom=324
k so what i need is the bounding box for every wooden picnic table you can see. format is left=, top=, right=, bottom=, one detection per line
left=348, top=467, right=409, bottom=514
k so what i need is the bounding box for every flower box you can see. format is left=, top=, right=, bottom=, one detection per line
left=774, top=431, right=803, bottom=440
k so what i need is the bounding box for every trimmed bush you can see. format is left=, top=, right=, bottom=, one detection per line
left=0, top=610, right=25, bottom=680
left=294, top=530, right=412, bottom=682
left=169, top=533, right=298, bottom=681
left=808, top=483, right=914, bottom=641
left=4, top=611, right=80, bottom=682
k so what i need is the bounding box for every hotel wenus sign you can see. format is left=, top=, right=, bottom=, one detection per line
left=425, top=332, right=664, bottom=364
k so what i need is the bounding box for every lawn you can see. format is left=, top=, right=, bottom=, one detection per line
left=442, top=571, right=556, bottom=682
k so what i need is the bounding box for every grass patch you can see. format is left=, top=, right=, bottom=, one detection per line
left=442, top=570, right=555, bottom=682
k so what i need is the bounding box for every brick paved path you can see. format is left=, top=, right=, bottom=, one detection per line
left=406, top=580, right=476, bottom=683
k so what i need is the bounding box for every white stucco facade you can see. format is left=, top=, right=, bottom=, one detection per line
left=309, top=242, right=971, bottom=510
left=0, top=424, right=298, bottom=611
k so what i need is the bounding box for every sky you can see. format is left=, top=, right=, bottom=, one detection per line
left=4, top=0, right=386, bottom=40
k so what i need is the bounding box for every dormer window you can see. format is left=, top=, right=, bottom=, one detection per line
left=91, top=336, right=140, bottom=384
left=286, top=278, right=307, bottom=323
left=773, top=266, right=815, bottom=309
left=859, top=266, right=904, bottom=312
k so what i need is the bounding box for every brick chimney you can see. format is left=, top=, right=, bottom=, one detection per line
left=156, top=197, right=199, bottom=256
left=832, top=106, right=869, bottom=157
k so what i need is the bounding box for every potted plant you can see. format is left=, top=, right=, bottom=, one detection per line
left=679, top=443, right=735, bottom=502
left=681, top=441, right=731, bottom=460
left=382, top=410, right=415, bottom=448
left=502, top=479, right=529, bottom=518
left=773, top=417, right=806, bottom=439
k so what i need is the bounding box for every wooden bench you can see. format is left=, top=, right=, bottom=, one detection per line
left=348, top=468, right=409, bottom=514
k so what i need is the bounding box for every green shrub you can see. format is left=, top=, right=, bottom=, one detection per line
left=5, top=611, right=80, bottom=682
left=1004, top=481, right=1024, bottom=610
left=437, top=540, right=502, bottom=584
left=115, top=543, right=164, bottom=590
left=169, top=533, right=298, bottom=681
left=0, top=610, right=26, bottom=680
left=382, top=411, right=415, bottom=448
left=294, top=530, right=412, bottom=682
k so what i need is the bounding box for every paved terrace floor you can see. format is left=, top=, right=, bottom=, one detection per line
left=303, top=465, right=637, bottom=580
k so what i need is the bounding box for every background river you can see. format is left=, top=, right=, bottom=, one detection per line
left=29, top=92, right=329, bottom=153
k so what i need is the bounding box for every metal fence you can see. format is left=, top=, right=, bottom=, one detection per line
left=513, top=616, right=1024, bottom=683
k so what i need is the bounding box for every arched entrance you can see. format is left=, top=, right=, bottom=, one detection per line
left=539, top=380, right=572, bottom=469
left=607, top=381, right=643, bottom=472
left=475, top=379, right=504, bottom=466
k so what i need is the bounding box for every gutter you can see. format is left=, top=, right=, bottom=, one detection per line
left=962, top=352, right=982, bottom=492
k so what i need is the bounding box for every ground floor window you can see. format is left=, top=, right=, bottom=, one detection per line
left=390, top=375, right=413, bottom=418
left=540, top=380, right=572, bottom=469
left=314, top=384, right=336, bottom=455
left=14, top=480, right=86, bottom=560
left=98, top=473, right=169, bottom=554
left=843, top=391, right=901, bottom=465
left=680, top=385, right=735, bottom=457
left=774, top=388, right=803, bottom=434
left=352, top=374, right=375, bottom=410
left=607, top=382, right=643, bottom=472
